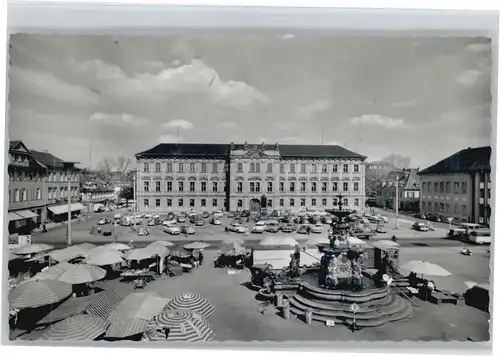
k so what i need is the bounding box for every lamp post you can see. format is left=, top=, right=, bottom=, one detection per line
left=67, top=176, right=72, bottom=246
left=394, top=175, right=399, bottom=230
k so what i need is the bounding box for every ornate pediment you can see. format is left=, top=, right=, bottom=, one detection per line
left=265, top=176, right=274, bottom=181
left=310, top=177, right=318, bottom=181
left=164, top=176, right=174, bottom=181
left=210, top=176, right=220, bottom=181
left=298, top=177, right=307, bottom=182
left=153, top=177, right=162, bottom=180
left=242, top=144, right=267, bottom=159
left=352, top=176, right=361, bottom=181
left=320, top=177, right=329, bottom=181
left=188, top=176, right=197, bottom=181
left=331, top=177, right=340, bottom=181
left=176, top=177, right=186, bottom=181
left=235, top=176, right=245, bottom=181
left=288, top=177, right=297, bottom=181
left=279, top=177, right=286, bottom=181
left=248, top=176, right=262, bottom=181
left=341, top=177, right=350, bottom=181
left=199, top=176, right=208, bottom=181
left=142, top=176, right=150, bottom=180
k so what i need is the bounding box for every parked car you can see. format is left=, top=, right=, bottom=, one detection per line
left=144, top=213, right=152, bottom=219
left=311, top=223, right=324, bottom=234
left=181, top=225, right=196, bottom=235
left=265, top=222, right=280, bottom=233
left=240, top=210, right=251, bottom=218
left=177, top=215, right=187, bottom=223
left=147, top=219, right=156, bottom=226
left=252, top=221, right=267, bottom=233
left=113, top=213, right=122, bottom=221
left=367, top=215, right=381, bottom=223
left=426, top=214, right=442, bottom=222
left=195, top=219, right=205, bottom=227
left=412, top=222, right=429, bottom=232
left=297, top=224, right=309, bottom=234
left=164, top=223, right=181, bottom=235
left=227, top=223, right=246, bottom=233
left=202, top=211, right=210, bottom=218
left=378, top=215, right=389, bottom=223
left=162, top=219, right=177, bottom=226
left=98, top=218, right=110, bottom=225
left=210, top=218, right=221, bottom=225
left=413, top=212, right=426, bottom=220
left=448, top=223, right=486, bottom=238
left=281, top=223, right=295, bottom=233
left=213, top=210, right=224, bottom=218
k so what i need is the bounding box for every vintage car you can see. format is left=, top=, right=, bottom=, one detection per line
left=265, top=221, right=280, bottom=233
left=137, top=228, right=150, bottom=236
left=412, top=222, right=429, bottom=232
left=281, top=223, right=296, bottom=233
left=469, top=230, right=491, bottom=245
left=147, top=219, right=156, bottom=226
left=426, top=214, right=442, bottom=222
left=213, top=210, right=224, bottom=218
left=448, top=223, right=483, bottom=237
left=162, top=219, right=177, bottom=226
left=252, top=221, right=267, bottom=233
left=414, top=212, right=427, bottom=220
left=311, top=223, right=324, bottom=234
left=240, top=210, right=251, bottom=218
left=227, top=223, right=246, bottom=233
left=163, top=223, right=180, bottom=235
left=97, top=218, right=110, bottom=225
left=202, top=211, right=210, bottom=218
left=177, top=215, right=187, bottom=223
left=144, top=213, right=152, bottom=219
left=195, top=219, right=206, bottom=227
left=296, top=224, right=309, bottom=234
left=210, top=218, right=222, bottom=225
left=180, top=225, right=196, bottom=235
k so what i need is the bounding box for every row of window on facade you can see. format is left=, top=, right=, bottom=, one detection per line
left=422, top=201, right=468, bottom=215
left=143, top=197, right=361, bottom=208
left=47, top=172, right=79, bottom=183
left=47, top=187, right=79, bottom=200
left=142, top=180, right=360, bottom=193
left=421, top=181, right=468, bottom=195
left=376, top=190, right=418, bottom=198
left=142, top=161, right=362, bottom=174
left=9, top=171, right=44, bottom=182
left=9, top=188, right=42, bottom=202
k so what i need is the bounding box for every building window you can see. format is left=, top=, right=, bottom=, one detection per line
left=453, top=182, right=460, bottom=193
left=354, top=198, right=359, bottom=206
left=353, top=182, right=359, bottom=192
left=156, top=199, right=161, bottom=207
left=212, top=199, right=217, bottom=207
left=237, top=162, right=243, bottom=173
left=332, top=164, right=338, bottom=173
left=178, top=182, right=184, bottom=192
left=301, top=198, right=306, bottom=206
left=144, top=162, right=149, bottom=172
left=353, top=164, right=359, bottom=173
left=36, top=188, right=41, bottom=200
left=289, top=163, right=296, bottom=173
left=290, top=182, right=295, bottom=192
left=167, top=162, right=173, bottom=172
left=311, top=182, right=317, bottom=192
left=333, top=198, right=338, bottom=206
left=256, top=182, right=261, bottom=192
left=267, top=163, right=273, bottom=173
left=300, top=163, right=306, bottom=173
left=280, top=164, right=285, bottom=173
left=189, top=163, right=196, bottom=173
left=155, top=163, right=161, bottom=172
left=311, top=198, right=316, bottom=206
left=454, top=204, right=458, bottom=213
left=312, top=164, right=317, bottom=173
left=190, top=182, right=195, bottom=192
left=156, top=181, right=161, bottom=192
left=322, top=198, right=327, bottom=206
left=439, top=203, right=444, bottom=212
left=439, top=182, right=445, bottom=193
left=434, top=202, right=438, bottom=212
left=144, top=199, right=149, bottom=207
left=290, top=198, right=295, bottom=207
left=341, top=164, right=348, bottom=173
left=322, top=182, right=327, bottom=192
left=167, top=198, right=172, bottom=207
left=255, top=163, right=261, bottom=173
left=178, top=199, right=184, bottom=207
left=201, top=163, right=207, bottom=173
left=322, top=164, right=327, bottom=173
left=144, top=181, right=149, bottom=192
left=267, top=200, right=272, bottom=208
left=190, top=199, right=195, bottom=207
left=250, top=182, right=255, bottom=193
left=212, top=182, right=218, bottom=192
left=343, top=182, right=349, bottom=191
left=461, top=204, right=467, bottom=213
left=237, top=182, right=243, bottom=192
left=461, top=182, right=467, bottom=194
left=300, top=182, right=306, bottom=192
left=201, top=199, right=206, bottom=207
left=279, top=199, right=284, bottom=207
left=267, top=182, right=273, bottom=192
left=332, top=182, right=338, bottom=192
left=178, top=163, right=184, bottom=173
left=237, top=199, right=243, bottom=207
left=445, top=203, right=449, bottom=212
left=20, top=189, right=27, bottom=201
left=434, top=182, right=439, bottom=192
left=279, top=182, right=284, bottom=192
left=210, top=163, right=217, bottom=173
left=201, top=182, right=207, bottom=192
left=445, top=182, right=451, bottom=193
left=250, top=163, right=255, bottom=173
left=343, top=198, right=348, bottom=206
left=167, top=181, right=172, bottom=192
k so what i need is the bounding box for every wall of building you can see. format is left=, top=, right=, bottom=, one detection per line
left=46, top=170, right=80, bottom=205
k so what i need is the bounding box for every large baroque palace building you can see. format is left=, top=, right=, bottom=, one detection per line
left=135, top=142, right=366, bottom=213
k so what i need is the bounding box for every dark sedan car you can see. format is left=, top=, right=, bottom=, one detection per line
left=426, top=214, right=442, bottom=222
left=240, top=210, right=251, bottom=218
left=413, top=212, right=426, bottom=219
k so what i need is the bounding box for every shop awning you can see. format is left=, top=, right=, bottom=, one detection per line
left=8, top=212, right=24, bottom=222
left=48, top=203, right=85, bottom=215
left=15, top=210, right=39, bottom=219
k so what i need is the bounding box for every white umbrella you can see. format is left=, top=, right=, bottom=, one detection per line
left=103, top=243, right=132, bottom=251
left=150, top=241, right=175, bottom=247
left=400, top=261, right=452, bottom=277
left=183, top=242, right=211, bottom=250
left=12, top=244, right=54, bottom=255
left=85, top=249, right=124, bottom=266
left=124, top=248, right=156, bottom=261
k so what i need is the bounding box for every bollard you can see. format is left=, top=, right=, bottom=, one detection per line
left=282, top=305, right=290, bottom=320
left=304, top=309, right=313, bottom=325
left=275, top=293, right=283, bottom=307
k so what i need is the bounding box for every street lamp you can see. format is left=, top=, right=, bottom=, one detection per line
left=394, top=175, right=399, bottom=230
left=67, top=176, right=72, bottom=245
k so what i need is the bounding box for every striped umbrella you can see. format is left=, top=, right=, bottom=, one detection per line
left=58, top=264, right=106, bottom=284
left=35, top=262, right=74, bottom=280
left=9, top=279, right=72, bottom=309
left=85, top=249, right=124, bottom=266
left=39, top=314, right=110, bottom=341
left=12, top=243, right=54, bottom=255
left=145, top=243, right=170, bottom=257
left=103, top=242, right=132, bottom=251
left=143, top=310, right=215, bottom=342
left=105, top=316, right=149, bottom=339
left=164, top=292, right=215, bottom=318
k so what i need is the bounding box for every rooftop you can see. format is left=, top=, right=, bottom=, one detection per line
left=136, top=143, right=366, bottom=160
left=419, top=146, right=491, bottom=175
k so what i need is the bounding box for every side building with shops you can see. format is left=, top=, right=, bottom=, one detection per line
left=374, top=168, right=420, bottom=211
left=7, top=141, right=48, bottom=234
left=30, top=150, right=83, bottom=222
left=134, top=142, right=366, bottom=213
left=418, top=146, right=491, bottom=226
left=80, top=173, right=117, bottom=212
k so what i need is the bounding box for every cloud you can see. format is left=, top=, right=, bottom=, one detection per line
left=221, top=121, right=237, bottom=128
left=89, top=112, right=148, bottom=127
left=464, top=42, right=490, bottom=53
left=157, top=134, right=183, bottom=143
left=298, top=100, right=331, bottom=117
left=162, top=119, right=194, bottom=130
left=282, top=34, right=295, bottom=40
left=457, top=69, right=484, bottom=87
left=392, top=100, right=419, bottom=108
left=349, top=114, right=406, bottom=129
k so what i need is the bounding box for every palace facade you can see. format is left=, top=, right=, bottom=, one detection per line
left=135, top=142, right=366, bottom=213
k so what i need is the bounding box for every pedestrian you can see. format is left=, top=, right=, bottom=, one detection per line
left=199, top=250, right=204, bottom=265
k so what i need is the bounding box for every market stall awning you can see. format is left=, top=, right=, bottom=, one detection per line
left=110, top=292, right=170, bottom=321
left=8, top=212, right=24, bottom=222
left=15, top=210, right=39, bottom=219
left=48, top=203, right=85, bottom=215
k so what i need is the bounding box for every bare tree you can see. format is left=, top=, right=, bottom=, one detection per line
left=97, top=157, right=116, bottom=179
left=115, top=156, right=132, bottom=173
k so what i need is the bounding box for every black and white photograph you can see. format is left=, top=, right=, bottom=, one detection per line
left=5, top=32, right=493, bottom=343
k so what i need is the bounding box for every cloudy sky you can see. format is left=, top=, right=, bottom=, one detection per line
left=8, top=34, right=492, bottom=169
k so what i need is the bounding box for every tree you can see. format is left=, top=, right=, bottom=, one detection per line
left=119, top=186, right=134, bottom=206
left=381, top=154, right=411, bottom=169
left=97, top=157, right=116, bottom=180
left=115, top=156, right=132, bottom=173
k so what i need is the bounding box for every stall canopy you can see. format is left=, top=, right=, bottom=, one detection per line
left=8, top=212, right=24, bottom=222
left=15, top=210, right=39, bottom=219
left=48, top=203, right=85, bottom=215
